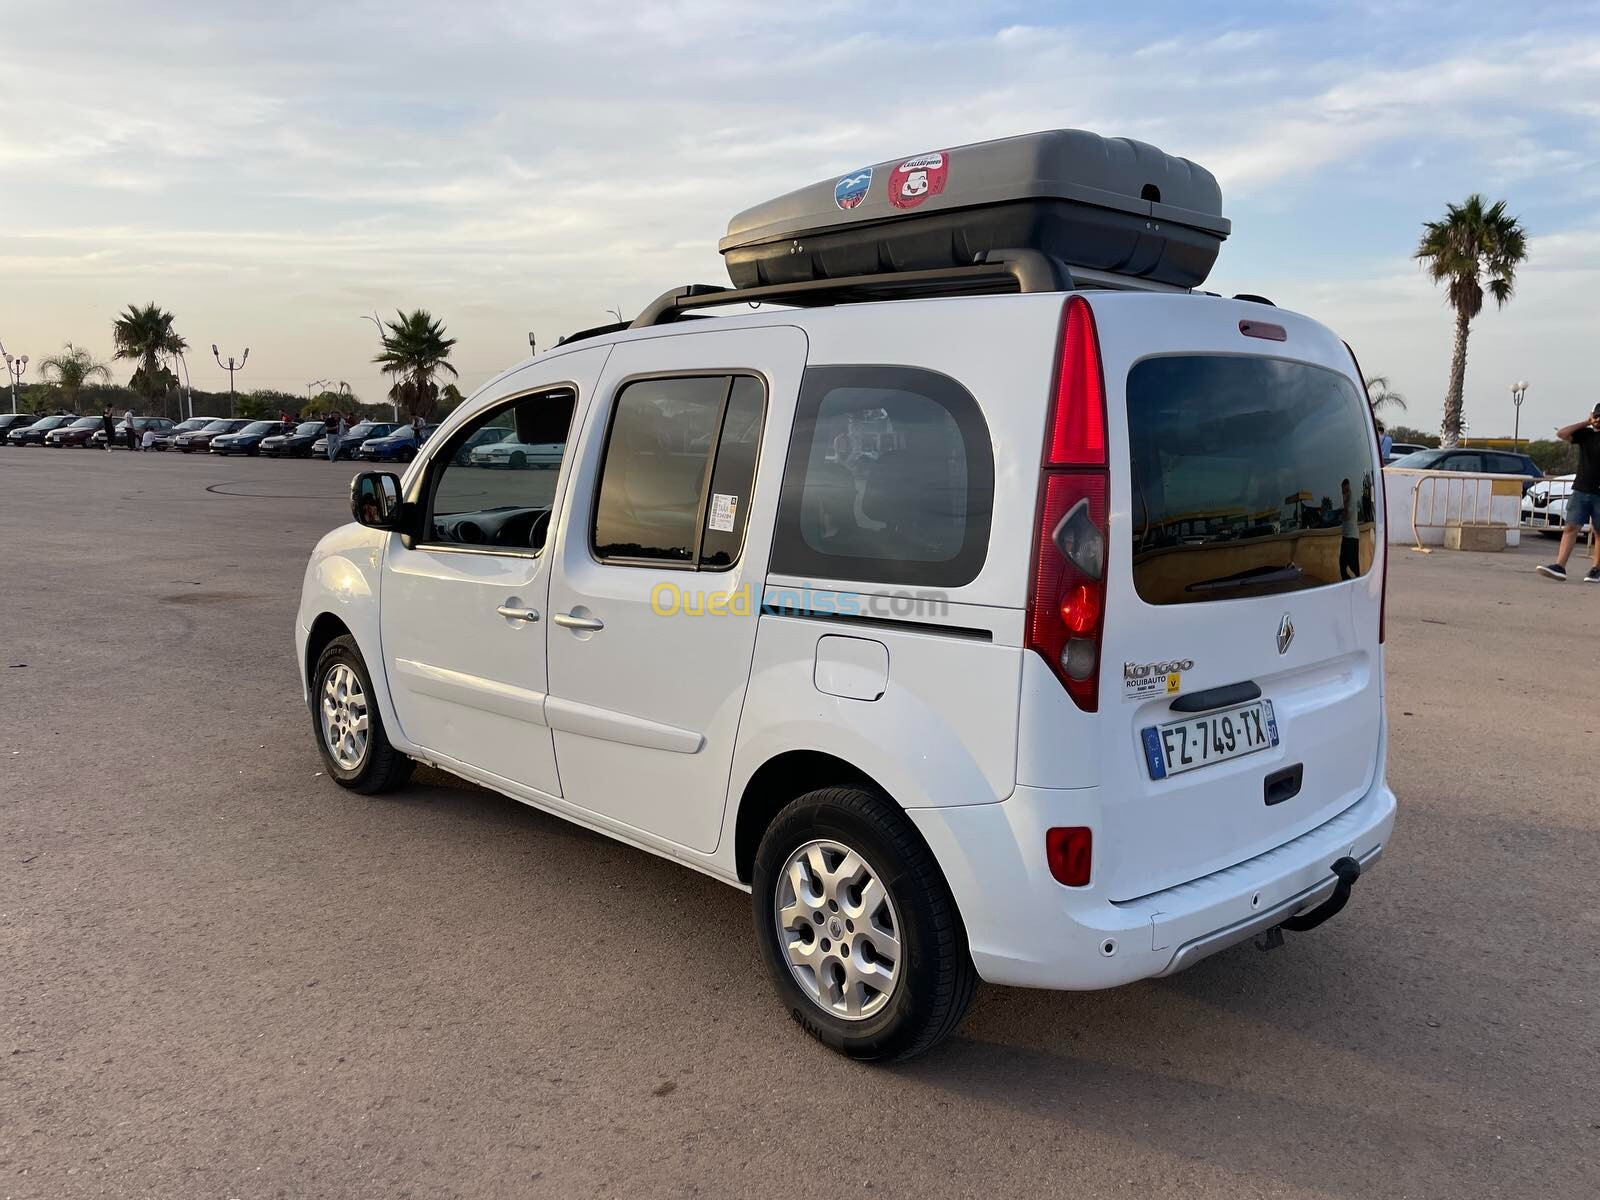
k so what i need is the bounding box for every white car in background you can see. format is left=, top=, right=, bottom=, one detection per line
left=468, top=433, right=564, bottom=469
left=1523, top=474, right=1576, bottom=537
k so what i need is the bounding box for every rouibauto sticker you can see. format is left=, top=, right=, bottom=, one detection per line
left=888, top=151, right=948, bottom=209
left=834, top=167, right=873, bottom=210
left=1123, top=657, right=1194, bottom=701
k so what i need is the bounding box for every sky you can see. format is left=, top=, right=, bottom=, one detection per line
left=1, top=0, right=1598, bottom=435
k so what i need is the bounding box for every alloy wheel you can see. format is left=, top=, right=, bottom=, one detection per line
left=320, top=663, right=370, bottom=771
left=774, top=839, right=902, bottom=1021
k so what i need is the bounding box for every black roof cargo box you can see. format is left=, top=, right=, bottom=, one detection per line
left=720, top=130, right=1229, bottom=291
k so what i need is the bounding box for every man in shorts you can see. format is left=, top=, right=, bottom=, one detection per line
left=1536, top=403, right=1600, bottom=582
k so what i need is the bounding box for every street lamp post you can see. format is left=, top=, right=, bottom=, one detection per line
left=306, top=378, right=332, bottom=411
left=172, top=351, right=194, bottom=420
left=3, top=352, right=27, bottom=410
left=1510, top=381, right=1529, bottom=448
left=212, top=344, right=249, bottom=416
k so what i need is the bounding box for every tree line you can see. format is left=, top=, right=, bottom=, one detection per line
left=14, top=304, right=461, bottom=422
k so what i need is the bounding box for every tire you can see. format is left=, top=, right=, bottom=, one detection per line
left=399, top=446, right=416, bottom=462
left=310, top=635, right=415, bottom=794
left=751, top=786, right=978, bottom=1061
left=509, top=450, right=527, bottom=470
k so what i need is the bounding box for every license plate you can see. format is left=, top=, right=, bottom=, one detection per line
left=1141, top=700, right=1278, bottom=781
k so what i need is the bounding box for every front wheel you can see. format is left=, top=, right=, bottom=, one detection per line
left=311, top=635, right=414, bottom=794
left=752, top=786, right=978, bottom=1061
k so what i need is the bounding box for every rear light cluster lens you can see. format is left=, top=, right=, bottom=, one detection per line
left=1045, top=826, right=1093, bottom=887
left=1027, top=297, right=1111, bottom=711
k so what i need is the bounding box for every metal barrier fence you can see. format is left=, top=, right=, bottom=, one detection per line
left=1409, top=473, right=1505, bottom=553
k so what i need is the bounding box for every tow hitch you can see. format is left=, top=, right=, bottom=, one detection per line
left=1255, top=856, right=1362, bottom=951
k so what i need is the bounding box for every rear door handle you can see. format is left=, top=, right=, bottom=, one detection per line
left=553, top=612, right=604, bottom=632
left=496, top=605, right=541, bottom=623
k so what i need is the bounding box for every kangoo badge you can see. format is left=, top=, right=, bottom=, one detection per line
left=888, top=152, right=948, bottom=209
left=833, top=167, right=873, bottom=210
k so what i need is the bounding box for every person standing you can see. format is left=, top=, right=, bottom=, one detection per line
left=1377, top=421, right=1393, bottom=464
left=326, top=411, right=346, bottom=462
left=100, top=408, right=115, bottom=453
left=1339, top=477, right=1361, bottom=580
left=1537, top=403, right=1600, bottom=582
left=123, top=408, right=138, bottom=451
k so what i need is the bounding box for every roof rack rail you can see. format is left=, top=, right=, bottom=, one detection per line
left=629, top=248, right=1072, bottom=330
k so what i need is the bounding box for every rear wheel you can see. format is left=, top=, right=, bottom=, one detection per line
left=752, top=786, right=978, bottom=1061
left=509, top=450, right=527, bottom=470
left=311, top=635, right=414, bottom=794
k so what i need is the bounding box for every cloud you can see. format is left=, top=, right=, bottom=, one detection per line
left=0, top=1, right=1596, bottom=417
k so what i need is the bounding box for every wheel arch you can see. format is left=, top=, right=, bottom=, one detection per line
left=304, top=611, right=354, bottom=700
left=732, top=749, right=883, bottom=885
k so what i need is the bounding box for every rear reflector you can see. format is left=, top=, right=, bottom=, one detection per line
left=1046, top=826, right=1093, bottom=887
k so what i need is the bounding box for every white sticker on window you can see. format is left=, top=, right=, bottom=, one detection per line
left=708, top=492, right=738, bottom=533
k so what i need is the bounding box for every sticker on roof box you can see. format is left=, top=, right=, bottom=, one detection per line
left=888, top=151, right=948, bottom=209
left=834, top=168, right=873, bottom=210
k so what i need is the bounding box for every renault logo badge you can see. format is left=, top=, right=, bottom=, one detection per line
left=1276, top=613, right=1295, bottom=656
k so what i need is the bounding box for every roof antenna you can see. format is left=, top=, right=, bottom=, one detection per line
left=527, top=332, right=537, bottom=354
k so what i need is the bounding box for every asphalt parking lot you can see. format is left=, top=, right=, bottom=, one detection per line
left=2, top=449, right=1596, bottom=1199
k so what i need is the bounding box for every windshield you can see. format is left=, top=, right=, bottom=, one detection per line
left=70, top=418, right=100, bottom=429
left=1389, top=449, right=1446, bottom=469
left=240, top=421, right=280, bottom=435
left=201, top=420, right=233, bottom=432
left=295, top=421, right=322, bottom=434
left=1127, top=355, right=1377, bottom=604
left=347, top=423, right=383, bottom=439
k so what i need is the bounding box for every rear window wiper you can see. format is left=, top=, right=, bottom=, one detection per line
left=1186, top=563, right=1306, bottom=593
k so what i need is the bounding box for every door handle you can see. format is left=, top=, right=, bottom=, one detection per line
left=496, top=605, right=541, bottom=623
left=552, top=612, right=604, bottom=632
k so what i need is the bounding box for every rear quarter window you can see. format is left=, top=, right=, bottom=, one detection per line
left=770, top=365, right=993, bottom=587
left=1127, top=355, right=1377, bottom=605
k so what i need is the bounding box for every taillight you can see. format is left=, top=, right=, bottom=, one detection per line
left=1028, top=296, right=1110, bottom=711
left=1045, top=826, right=1093, bottom=887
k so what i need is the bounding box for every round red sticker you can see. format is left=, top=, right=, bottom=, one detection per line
left=888, top=152, right=948, bottom=209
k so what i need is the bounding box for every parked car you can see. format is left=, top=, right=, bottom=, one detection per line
left=1522, top=474, right=1578, bottom=537
left=6, top=413, right=76, bottom=446
left=44, top=416, right=107, bottom=447
left=148, top=417, right=215, bottom=451
left=298, top=130, right=1396, bottom=1060
left=0, top=413, right=40, bottom=443
left=1382, top=441, right=1427, bottom=464
left=311, top=421, right=395, bottom=461
left=173, top=418, right=250, bottom=453
left=90, top=416, right=176, bottom=449
left=211, top=420, right=290, bottom=456
left=468, top=432, right=564, bottom=469
left=451, top=424, right=511, bottom=465
left=1387, top=447, right=1544, bottom=491
left=261, top=421, right=327, bottom=458
left=356, top=424, right=435, bottom=463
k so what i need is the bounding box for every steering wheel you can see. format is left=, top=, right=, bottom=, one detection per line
left=528, top=509, right=552, bottom=551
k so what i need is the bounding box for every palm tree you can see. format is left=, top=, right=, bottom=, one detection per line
left=112, top=303, right=188, bottom=407
left=372, top=310, right=458, bottom=420
left=1364, top=375, right=1407, bottom=414
left=1414, top=195, right=1527, bottom=447
left=37, top=343, right=111, bottom=412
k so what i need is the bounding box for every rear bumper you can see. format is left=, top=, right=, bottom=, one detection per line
left=908, top=778, right=1396, bottom=990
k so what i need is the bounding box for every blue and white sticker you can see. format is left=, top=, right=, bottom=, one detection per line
left=834, top=167, right=873, bottom=210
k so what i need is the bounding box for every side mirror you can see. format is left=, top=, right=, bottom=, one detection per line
left=351, top=471, right=404, bottom=530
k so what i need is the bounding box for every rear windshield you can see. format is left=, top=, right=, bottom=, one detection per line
left=1126, top=355, right=1377, bottom=605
